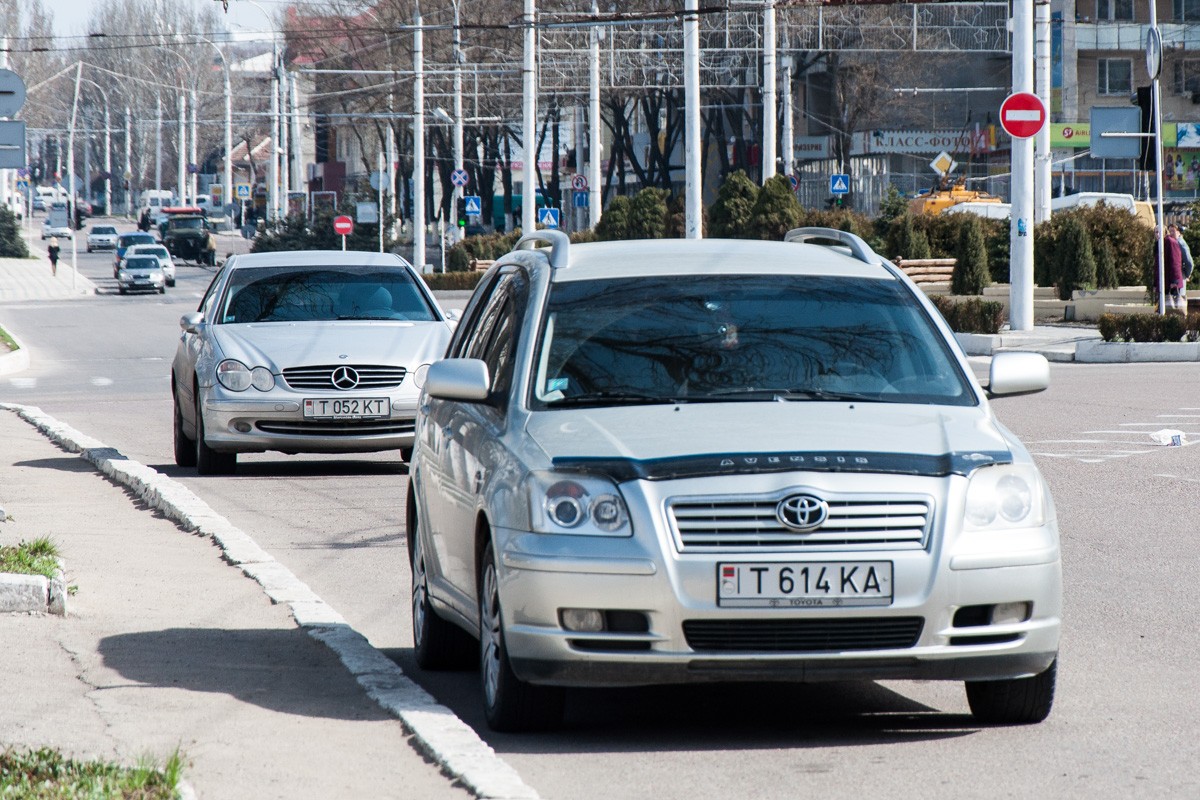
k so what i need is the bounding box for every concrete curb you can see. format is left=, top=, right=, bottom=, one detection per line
left=1076, top=339, right=1200, bottom=363
left=0, top=326, right=30, bottom=377
left=0, top=402, right=540, bottom=800
left=0, top=560, right=67, bottom=615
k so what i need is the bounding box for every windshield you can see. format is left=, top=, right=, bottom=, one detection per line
left=123, top=258, right=159, bottom=270
left=530, top=274, right=974, bottom=409
left=93, top=227, right=116, bottom=235
left=169, top=218, right=205, bottom=230
left=217, top=265, right=438, bottom=323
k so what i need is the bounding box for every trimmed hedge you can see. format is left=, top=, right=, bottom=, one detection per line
left=930, top=295, right=1005, bottom=335
left=1096, top=311, right=1200, bottom=342
left=423, top=271, right=486, bottom=291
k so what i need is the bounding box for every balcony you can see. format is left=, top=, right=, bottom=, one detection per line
left=1075, top=21, right=1200, bottom=52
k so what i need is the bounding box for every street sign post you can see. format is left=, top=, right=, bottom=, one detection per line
left=999, top=92, right=1047, bottom=139
left=538, top=207, right=560, bottom=229
left=334, top=214, right=354, bottom=250
left=830, top=174, right=850, bottom=195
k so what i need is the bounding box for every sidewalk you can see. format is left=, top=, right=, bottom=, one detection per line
left=0, top=408, right=475, bottom=800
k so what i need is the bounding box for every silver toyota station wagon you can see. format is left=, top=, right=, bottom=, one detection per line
left=407, top=228, right=1061, bottom=731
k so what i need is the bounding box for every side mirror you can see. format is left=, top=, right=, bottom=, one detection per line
left=987, top=351, right=1049, bottom=397
left=444, top=308, right=463, bottom=322
left=180, top=311, right=205, bottom=334
left=426, top=358, right=491, bottom=402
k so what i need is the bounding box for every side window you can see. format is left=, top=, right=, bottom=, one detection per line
left=447, top=271, right=504, bottom=358
left=480, top=297, right=517, bottom=398
left=198, top=267, right=227, bottom=320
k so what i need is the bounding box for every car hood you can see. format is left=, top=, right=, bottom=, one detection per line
left=524, top=403, right=1015, bottom=479
left=210, top=320, right=452, bottom=372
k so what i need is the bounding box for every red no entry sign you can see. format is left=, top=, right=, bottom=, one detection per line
left=999, top=92, right=1047, bottom=139
left=333, top=215, right=354, bottom=236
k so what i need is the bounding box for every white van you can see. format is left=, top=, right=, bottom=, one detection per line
left=1051, top=192, right=1155, bottom=226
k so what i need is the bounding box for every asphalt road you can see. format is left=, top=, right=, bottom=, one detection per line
left=4, top=228, right=1200, bottom=799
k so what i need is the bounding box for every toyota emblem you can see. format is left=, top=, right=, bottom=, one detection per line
left=776, top=494, right=828, bottom=531
left=331, top=366, right=360, bottom=390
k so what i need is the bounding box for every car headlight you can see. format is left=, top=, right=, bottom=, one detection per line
left=216, top=360, right=275, bottom=392
left=963, top=463, right=1047, bottom=531
left=526, top=471, right=632, bottom=536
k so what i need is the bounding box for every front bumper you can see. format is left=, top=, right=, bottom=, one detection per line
left=200, top=391, right=418, bottom=454
left=117, top=274, right=165, bottom=292
left=490, top=472, right=1061, bottom=688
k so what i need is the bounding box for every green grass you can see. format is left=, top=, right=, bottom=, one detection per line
left=0, top=324, right=17, bottom=353
left=0, top=747, right=184, bottom=798
left=0, top=537, right=62, bottom=580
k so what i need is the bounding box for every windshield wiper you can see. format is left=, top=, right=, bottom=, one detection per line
left=546, top=390, right=681, bottom=407
left=706, top=386, right=882, bottom=403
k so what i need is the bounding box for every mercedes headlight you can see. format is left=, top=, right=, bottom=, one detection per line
left=964, top=463, right=1047, bottom=531
left=526, top=471, right=632, bottom=536
left=216, top=360, right=275, bottom=392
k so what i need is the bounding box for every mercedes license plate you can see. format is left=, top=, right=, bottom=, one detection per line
left=718, top=561, right=893, bottom=608
left=303, top=397, right=388, bottom=419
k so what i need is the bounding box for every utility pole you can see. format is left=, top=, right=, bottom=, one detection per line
left=761, top=0, right=776, bottom=181
left=1034, top=0, right=1051, bottom=223
left=177, top=93, right=186, bottom=205
left=155, top=94, right=162, bottom=194
left=588, top=0, right=601, bottom=228
left=1010, top=0, right=1034, bottom=330
left=522, top=0, right=537, bottom=233
left=125, top=107, right=132, bottom=216
left=413, top=10, right=426, bottom=272
left=190, top=86, right=198, bottom=205
left=683, top=0, right=701, bottom=238
left=451, top=0, right=464, bottom=242
left=67, top=62, right=82, bottom=288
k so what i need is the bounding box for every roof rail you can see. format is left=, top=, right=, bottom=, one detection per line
left=515, top=229, right=571, bottom=268
left=784, top=227, right=878, bottom=266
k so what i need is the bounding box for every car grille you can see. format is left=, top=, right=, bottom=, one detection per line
left=669, top=494, right=932, bottom=551
left=282, top=364, right=407, bottom=390
left=255, top=419, right=415, bottom=437
left=683, top=617, right=924, bottom=653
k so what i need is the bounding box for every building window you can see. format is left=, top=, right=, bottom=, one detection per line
left=1096, top=0, right=1134, bottom=20
left=1175, top=0, right=1200, bottom=22
left=1174, top=60, right=1200, bottom=95
left=1098, top=59, right=1132, bottom=95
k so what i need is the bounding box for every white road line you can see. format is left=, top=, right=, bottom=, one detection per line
left=0, top=402, right=540, bottom=800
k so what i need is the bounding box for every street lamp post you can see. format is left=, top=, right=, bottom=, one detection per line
left=196, top=34, right=233, bottom=222
left=79, top=77, right=112, bottom=218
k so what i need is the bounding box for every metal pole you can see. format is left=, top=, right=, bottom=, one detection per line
left=1150, top=4, right=1166, bottom=315
left=67, top=62, right=82, bottom=290
left=224, top=58, right=233, bottom=223
left=155, top=94, right=162, bottom=194
left=190, top=87, right=198, bottom=206
left=378, top=148, right=385, bottom=254
left=781, top=61, right=794, bottom=182
left=290, top=72, right=302, bottom=194
left=1034, top=0, right=1051, bottom=223
left=761, top=0, right=776, bottom=181
left=125, top=107, right=132, bottom=217
left=452, top=0, right=464, bottom=242
left=103, top=104, right=111, bottom=217
left=1009, top=0, right=1034, bottom=331
left=268, top=47, right=279, bottom=221
left=414, top=11, right=426, bottom=272
left=683, top=0, right=702, bottom=238
left=588, top=0, right=601, bottom=228
left=522, top=0, right=537, bottom=233
left=279, top=60, right=289, bottom=207
left=177, top=92, right=186, bottom=206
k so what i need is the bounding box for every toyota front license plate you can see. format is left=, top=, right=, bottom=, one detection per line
left=303, top=397, right=388, bottom=419
left=718, top=561, right=893, bottom=607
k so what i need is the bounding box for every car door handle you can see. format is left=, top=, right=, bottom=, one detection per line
left=473, top=469, right=485, bottom=493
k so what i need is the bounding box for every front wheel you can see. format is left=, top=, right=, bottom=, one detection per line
left=966, top=658, right=1056, bottom=725
left=194, top=388, right=237, bottom=475
left=479, top=542, right=564, bottom=732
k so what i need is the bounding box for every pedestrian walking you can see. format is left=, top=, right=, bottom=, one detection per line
left=1155, top=227, right=1186, bottom=315
left=47, top=237, right=60, bottom=277
left=1169, top=223, right=1193, bottom=309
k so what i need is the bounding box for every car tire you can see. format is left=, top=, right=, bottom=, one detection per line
left=965, top=658, right=1056, bottom=725
left=118, top=287, right=126, bottom=295
left=167, top=278, right=176, bottom=287
left=479, top=541, right=565, bottom=732
left=194, top=387, right=237, bottom=475
left=408, top=492, right=476, bottom=670
left=173, top=388, right=197, bottom=468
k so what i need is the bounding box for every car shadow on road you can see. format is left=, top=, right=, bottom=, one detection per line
left=381, top=647, right=979, bottom=751
left=152, top=458, right=409, bottom=479
left=99, top=627, right=397, bottom=722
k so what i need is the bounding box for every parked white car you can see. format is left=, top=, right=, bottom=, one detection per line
left=170, top=250, right=455, bottom=474
left=126, top=243, right=177, bottom=286
left=408, top=228, right=1061, bottom=732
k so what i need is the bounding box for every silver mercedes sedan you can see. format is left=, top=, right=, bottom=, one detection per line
left=171, top=250, right=454, bottom=474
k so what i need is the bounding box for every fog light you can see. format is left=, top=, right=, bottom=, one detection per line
left=235, top=421, right=252, bottom=433
left=560, top=608, right=605, bottom=632
left=990, top=601, right=1031, bottom=625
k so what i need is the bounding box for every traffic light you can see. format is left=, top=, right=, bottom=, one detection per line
left=455, top=197, right=467, bottom=228
left=1136, top=86, right=1154, bottom=171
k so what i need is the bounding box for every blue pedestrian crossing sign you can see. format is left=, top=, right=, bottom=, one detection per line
left=464, top=195, right=482, bottom=217
left=235, top=183, right=251, bottom=200
left=538, top=207, right=560, bottom=229
left=830, top=174, right=850, bottom=195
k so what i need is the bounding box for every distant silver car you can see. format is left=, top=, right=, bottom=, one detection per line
left=408, top=229, right=1061, bottom=732
left=115, top=255, right=165, bottom=295
left=170, top=250, right=454, bottom=474
left=86, top=224, right=119, bottom=252
left=126, top=243, right=176, bottom=286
